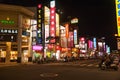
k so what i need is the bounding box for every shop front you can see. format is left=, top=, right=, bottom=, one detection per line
left=0, top=4, right=34, bottom=63
left=32, top=45, right=43, bottom=63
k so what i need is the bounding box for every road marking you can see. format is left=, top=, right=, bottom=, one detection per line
left=40, top=73, right=58, bottom=77
left=80, top=64, right=87, bottom=66
left=87, top=64, right=93, bottom=66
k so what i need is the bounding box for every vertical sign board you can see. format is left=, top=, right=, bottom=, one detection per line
left=74, top=30, right=77, bottom=45
left=56, top=13, right=60, bottom=36
left=50, top=0, right=56, bottom=43
left=37, top=4, right=42, bottom=44
left=93, top=38, right=97, bottom=49
left=65, top=23, right=69, bottom=38
left=44, top=6, right=50, bottom=43
left=115, top=0, right=120, bottom=36
left=117, top=38, right=120, bottom=50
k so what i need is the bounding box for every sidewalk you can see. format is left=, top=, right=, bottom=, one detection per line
left=0, top=62, right=33, bottom=67
left=0, top=62, right=19, bottom=67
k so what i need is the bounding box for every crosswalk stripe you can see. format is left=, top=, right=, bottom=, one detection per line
left=87, top=64, right=93, bottom=66
left=80, top=64, right=87, bottom=66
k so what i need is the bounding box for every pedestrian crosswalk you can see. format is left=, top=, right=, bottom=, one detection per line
left=44, top=62, right=99, bottom=68
left=79, top=63, right=99, bottom=67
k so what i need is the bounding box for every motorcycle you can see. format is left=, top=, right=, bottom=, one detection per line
left=99, top=58, right=119, bottom=71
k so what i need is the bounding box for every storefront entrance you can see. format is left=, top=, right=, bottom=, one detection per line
left=0, top=42, right=18, bottom=63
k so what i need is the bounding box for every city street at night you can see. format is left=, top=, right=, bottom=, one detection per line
left=0, top=0, right=120, bottom=80
left=0, top=60, right=119, bottom=80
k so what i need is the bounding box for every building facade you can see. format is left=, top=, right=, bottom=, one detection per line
left=0, top=4, right=34, bottom=63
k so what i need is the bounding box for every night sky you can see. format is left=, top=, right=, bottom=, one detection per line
left=0, top=0, right=118, bottom=50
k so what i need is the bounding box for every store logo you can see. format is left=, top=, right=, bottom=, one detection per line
left=0, top=17, right=15, bottom=24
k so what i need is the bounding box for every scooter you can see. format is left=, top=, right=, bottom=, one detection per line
left=100, top=58, right=119, bottom=71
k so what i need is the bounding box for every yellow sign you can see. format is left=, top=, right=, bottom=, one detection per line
left=115, top=0, right=120, bottom=36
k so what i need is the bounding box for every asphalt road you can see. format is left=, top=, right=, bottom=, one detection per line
left=0, top=63, right=119, bottom=80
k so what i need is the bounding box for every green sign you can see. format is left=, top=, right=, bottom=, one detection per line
left=0, top=20, right=14, bottom=24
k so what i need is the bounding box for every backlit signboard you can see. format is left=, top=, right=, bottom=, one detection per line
left=88, top=40, right=93, bottom=49
left=68, top=32, right=74, bottom=47
left=44, top=6, right=50, bottom=43
left=32, top=45, right=43, bottom=50
left=115, top=0, right=120, bottom=36
left=50, top=0, right=56, bottom=43
left=74, top=30, right=77, bottom=44
left=71, top=18, right=78, bottom=24
left=0, top=17, right=15, bottom=25
left=37, top=4, right=42, bottom=44
left=93, top=38, right=97, bottom=49
left=56, top=13, right=60, bottom=36
left=31, top=20, right=37, bottom=45
left=65, top=23, right=69, bottom=38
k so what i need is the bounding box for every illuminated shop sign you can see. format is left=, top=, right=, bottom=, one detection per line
left=37, top=4, right=42, bottom=44
left=74, top=30, right=77, bottom=44
left=68, top=32, right=74, bottom=47
left=0, top=20, right=14, bottom=24
left=50, top=0, right=56, bottom=43
left=88, top=40, right=93, bottom=49
left=31, top=20, right=37, bottom=45
left=0, top=17, right=15, bottom=24
left=71, top=18, right=78, bottom=24
left=93, top=38, right=97, bottom=48
left=32, top=45, right=43, bottom=50
left=0, top=29, right=18, bottom=34
left=65, top=23, right=69, bottom=38
left=115, top=0, right=120, bottom=36
left=44, top=6, right=50, bottom=43
left=56, top=13, right=60, bottom=36
left=79, top=37, right=85, bottom=49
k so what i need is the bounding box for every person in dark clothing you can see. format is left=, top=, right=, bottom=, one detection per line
left=99, top=55, right=107, bottom=68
